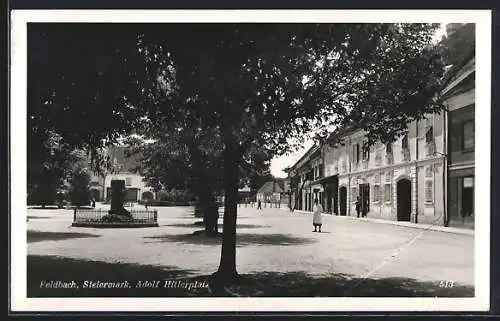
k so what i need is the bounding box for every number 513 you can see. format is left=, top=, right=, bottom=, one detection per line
left=439, top=281, right=455, bottom=288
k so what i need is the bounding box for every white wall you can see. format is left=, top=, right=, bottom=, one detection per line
left=103, top=173, right=155, bottom=201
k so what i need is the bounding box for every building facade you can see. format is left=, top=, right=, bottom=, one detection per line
left=286, top=23, right=475, bottom=229
left=256, top=180, right=285, bottom=206
left=443, top=55, right=475, bottom=229
left=93, top=146, right=156, bottom=202
left=335, top=116, right=446, bottom=224
left=288, top=115, right=446, bottom=226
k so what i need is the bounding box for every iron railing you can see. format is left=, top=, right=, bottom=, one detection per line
left=73, top=208, right=158, bottom=224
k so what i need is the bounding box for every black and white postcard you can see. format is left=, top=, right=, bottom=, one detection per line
left=9, top=9, right=492, bottom=312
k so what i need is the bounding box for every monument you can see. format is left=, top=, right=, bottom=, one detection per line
left=109, top=180, right=131, bottom=217
left=72, top=179, right=158, bottom=227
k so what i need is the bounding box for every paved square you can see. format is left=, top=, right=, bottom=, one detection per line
left=27, top=204, right=474, bottom=289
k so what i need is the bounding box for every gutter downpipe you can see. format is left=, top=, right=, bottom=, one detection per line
left=443, top=105, right=449, bottom=227
left=415, top=122, right=419, bottom=224
left=348, top=136, right=352, bottom=216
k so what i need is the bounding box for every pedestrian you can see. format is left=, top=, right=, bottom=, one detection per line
left=355, top=196, right=361, bottom=218
left=362, top=199, right=368, bottom=218
left=91, top=198, right=96, bottom=208
left=312, top=199, right=323, bottom=232
left=145, top=200, right=149, bottom=210
left=257, top=200, right=262, bottom=210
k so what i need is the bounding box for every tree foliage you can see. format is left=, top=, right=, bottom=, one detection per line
left=27, top=129, right=81, bottom=206
left=28, top=23, right=445, bottom=282
left=68, top=168, right=91, bottom=207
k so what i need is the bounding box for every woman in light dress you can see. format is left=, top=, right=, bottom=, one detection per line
left=312, top=199, right=323, bottom=232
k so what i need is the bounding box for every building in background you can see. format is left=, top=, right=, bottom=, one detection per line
left=286, top=145, right=317, bottom=212
left=95, top=146, right=156, bottom=202
left=256, top=179, right=285, bottom=206
left=441, top=25, right=475, bottom=229
left=285, top=23, right=476, bottom=228
left=335, top=116, right=446, bottom=224
left=238, top=185, right=252, bottom=204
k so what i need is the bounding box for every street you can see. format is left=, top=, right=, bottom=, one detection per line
left=27, top=205, right=474, bottom=289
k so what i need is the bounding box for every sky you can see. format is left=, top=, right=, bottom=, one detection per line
left=270, top=23, right=448, bottom=178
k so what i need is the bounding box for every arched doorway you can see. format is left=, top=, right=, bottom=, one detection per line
left=339, top=186, right=347, bottom=216
left=89, top=189, right=100, bottom=201
left=396, top=178, right=411, bottom=221
left=142, top=191, right=154, bottom=201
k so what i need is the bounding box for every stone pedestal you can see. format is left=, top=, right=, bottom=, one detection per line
left=108, top=180, right=131, bottom=216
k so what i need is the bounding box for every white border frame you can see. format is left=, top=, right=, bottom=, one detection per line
left=10, top=9, right=491, bottom=312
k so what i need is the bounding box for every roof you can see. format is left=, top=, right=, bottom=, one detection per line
left=257, top=180, right=284, bottom=195
left=107, top=146, right=143, bottom=173
left=288, top=144, right=320, bottom=172
left=238, top=186, right=251, bottom=193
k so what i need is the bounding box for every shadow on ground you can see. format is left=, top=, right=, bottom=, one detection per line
left=27, top=216, right=53, bottom=220
left=27, top=256, right=473, bottom=298
left=28, top=206, right=63, bottom=210
left=27, top=231, right=101, bottom=243
left=163, top=222, right=270, bottom=229
left=214, top=272, right=474, bottom=297
left=27, top=255, right=205, bottom=297
left=29, top=206, right=94, bottom=210
left=144, top=233, right=316, bottom=247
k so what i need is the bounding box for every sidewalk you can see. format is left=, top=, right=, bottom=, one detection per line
left=284, top=208, right=474, bottom=236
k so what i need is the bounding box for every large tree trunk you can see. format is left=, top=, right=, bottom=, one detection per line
left=215, top=143, right=239, bottom=283
left=194, top=182, right=219, bottom=236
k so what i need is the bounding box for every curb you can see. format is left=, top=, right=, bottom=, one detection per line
left=280, top=208, right=474, bottom=236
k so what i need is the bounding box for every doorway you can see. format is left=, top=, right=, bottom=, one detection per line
left=396, top=178, right=411, bottom=221
left=359, top=183, right=370, bottom=217
left=339, top=186, right=347, bottom=216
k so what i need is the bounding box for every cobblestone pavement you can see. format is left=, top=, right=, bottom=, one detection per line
left=26, top=204, right=474, bottom=287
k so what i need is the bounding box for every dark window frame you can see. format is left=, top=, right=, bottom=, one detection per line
left=425, top=126, right=434, bottom=144
left=362, top=142, right=370, bottom=161
left=386, top=142, right=392, bottom=155
left=402, top=134, right=409, bottom=150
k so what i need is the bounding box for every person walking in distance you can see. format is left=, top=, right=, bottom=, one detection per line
left=257, top=200, right=262, bottom=210
left=361, top=198, right=368, bottom=218
left=355, top=196, right=361, bottom=218
left=312, top=199, right=323, bottom=232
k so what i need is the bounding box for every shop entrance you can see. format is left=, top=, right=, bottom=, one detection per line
left=396, top=178, right=411, bottom=221
left=339, top=186, right=347, bottom=216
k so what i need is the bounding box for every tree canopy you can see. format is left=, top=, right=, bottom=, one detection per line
left=28, top=22, right=445, bottom=283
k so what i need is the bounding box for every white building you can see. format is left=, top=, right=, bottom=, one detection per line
left=90, top=146, right=156, bottom=202
left=335, top=115, right=446, bottom=224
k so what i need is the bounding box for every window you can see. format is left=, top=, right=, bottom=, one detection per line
left=425, top=180, right=433, bottom=203
left=386, top=143, right=393, bottom=164
left=318, top=164, right=324, bottom=178
left=373, top=185, right=380, bottom=202
left=386, top=170, right=393, bottom=183
left=384, top=184, right=392, bottom=202
left=402, top=135, right=408, bottom=149
left=125, top=177, right=132, bottom=186
left=386, top=142, right=392, bottom=155
left=362, top=143, right=370, bottom=161
left=425, top=126, right=434, bottom=144
left=307, top=169, right=314, bottom=181
left=373, top=174, right=381, bottom=202
left=402, top=135, right=410, bottom=161
left=463, top=177, right=474, bottom=188
left=351, top=187, right=358, bottom=201
left=463, top=120, right=474, bottom=151
left=353, top=144, right=360, bottom=164
left=425, top=165, right=433, bottom=178
left=375, top=152, right=382, bottom=166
